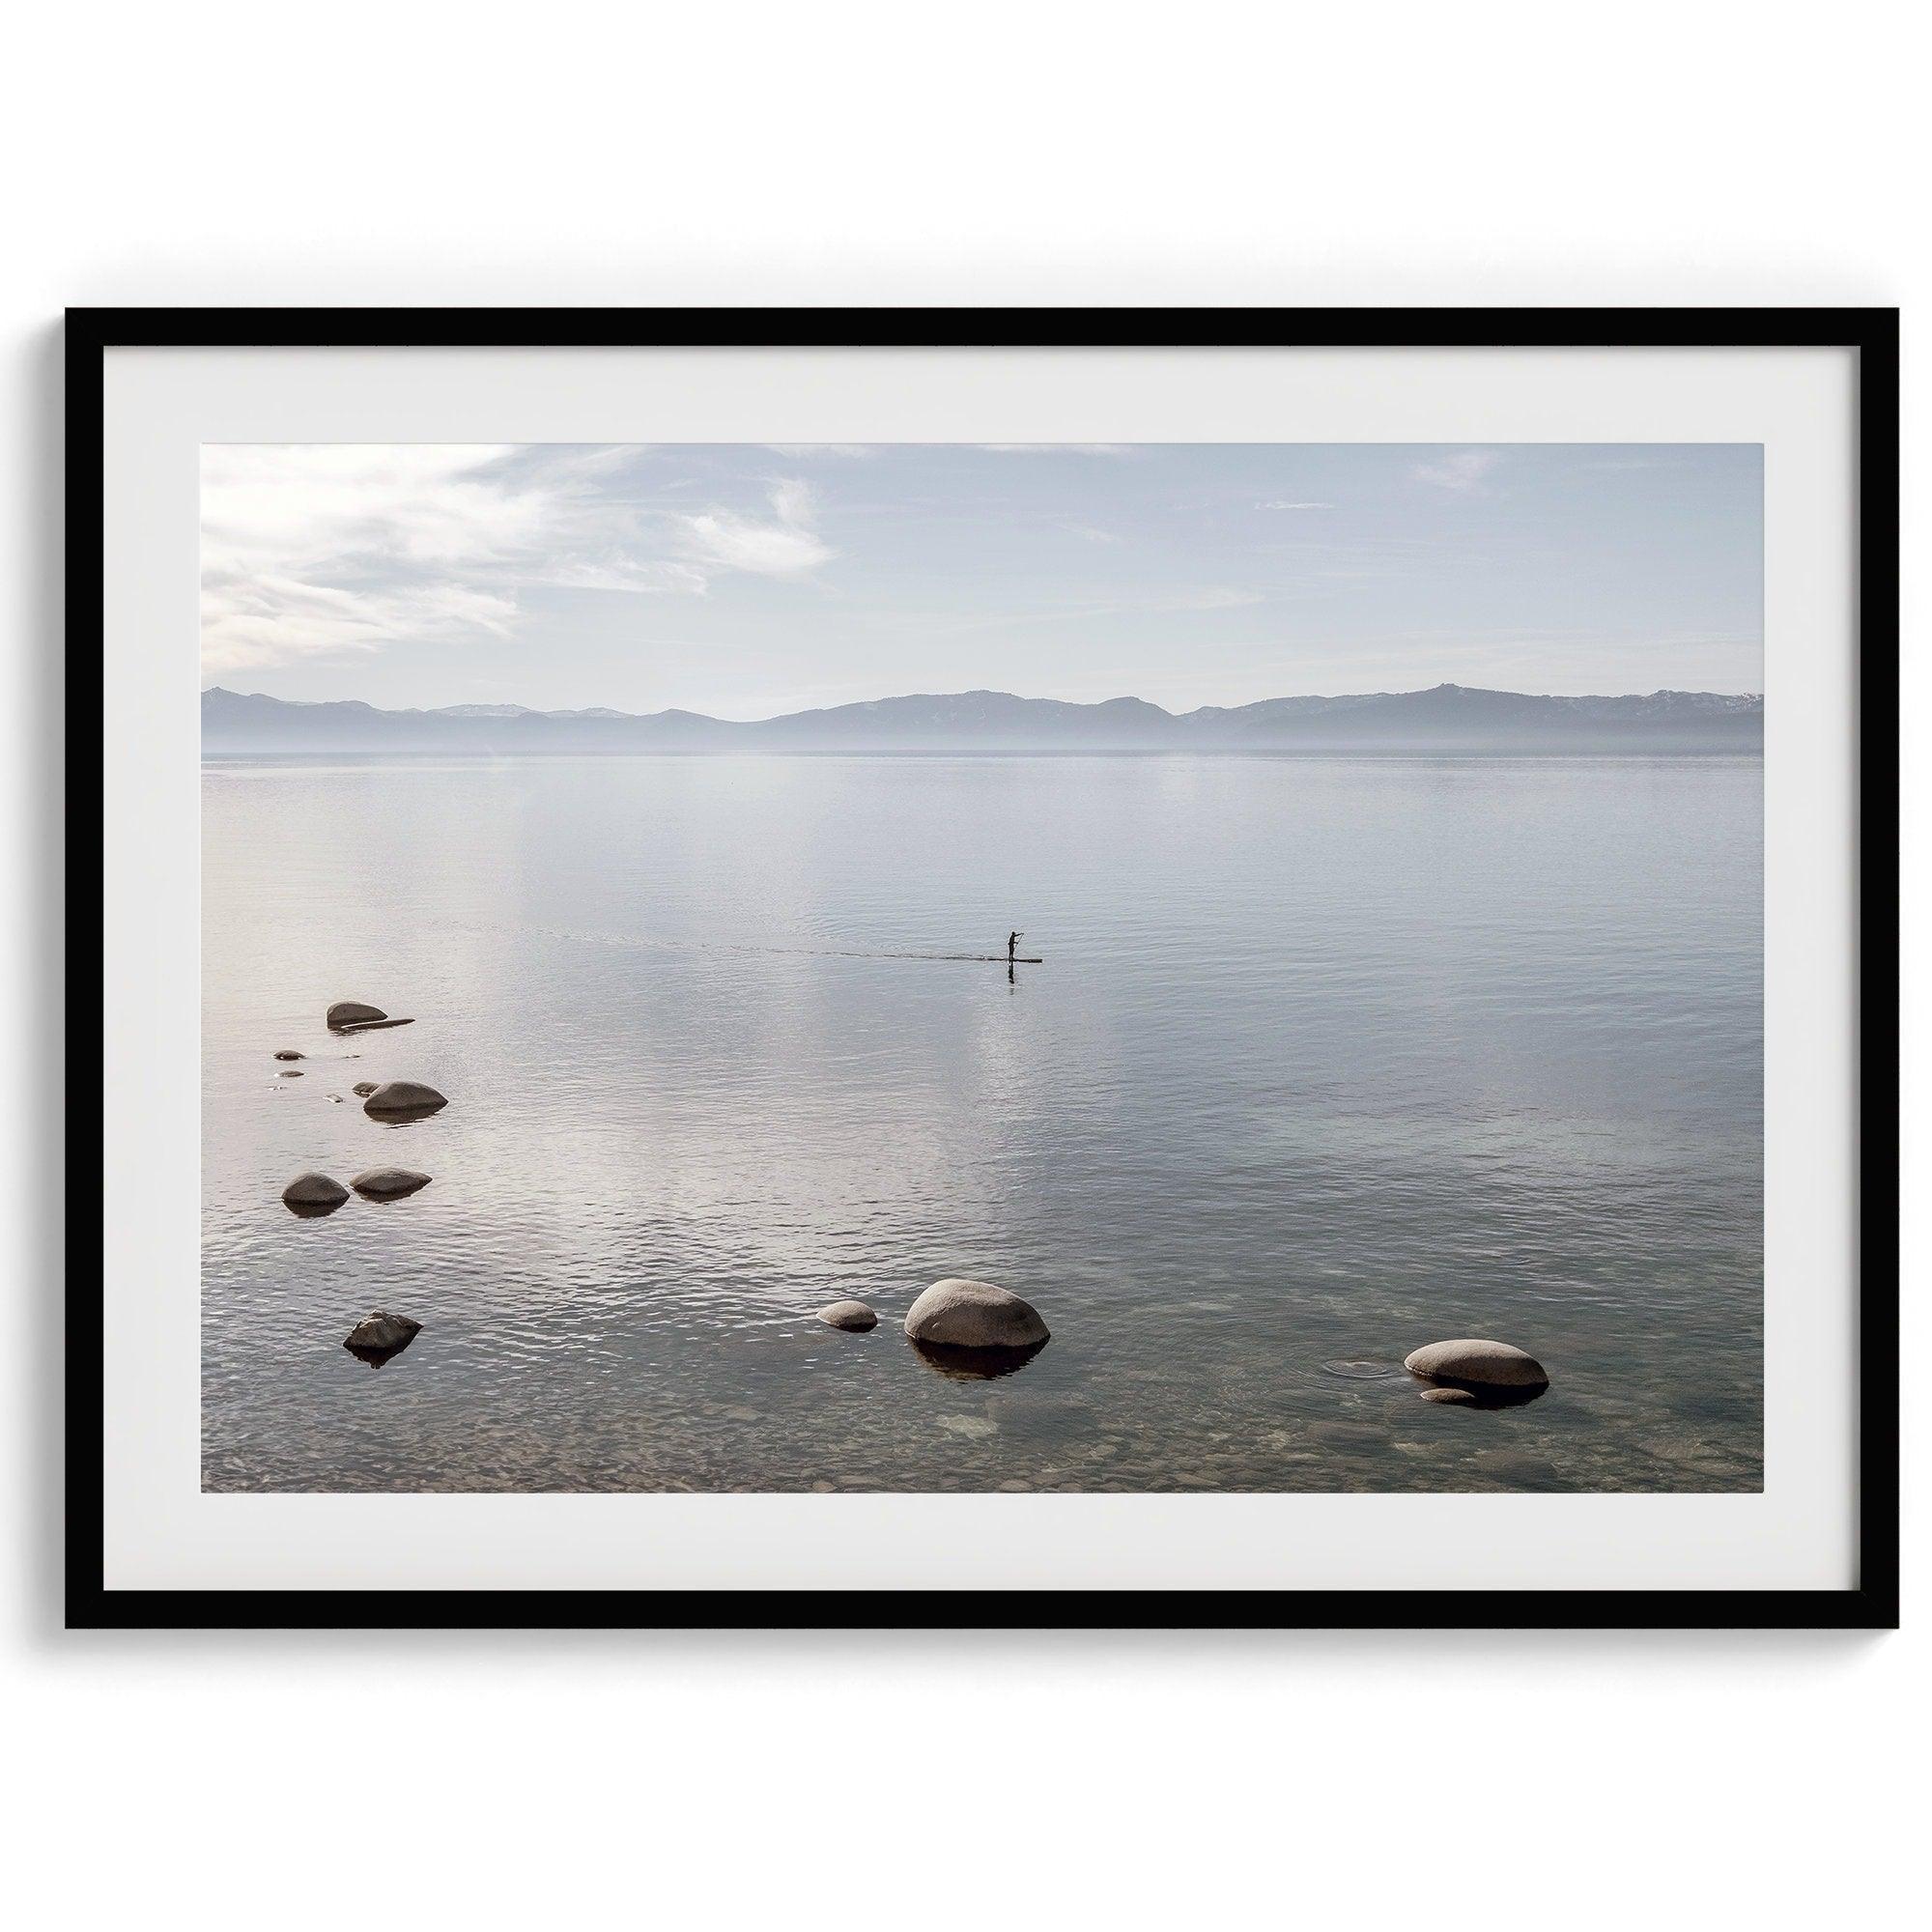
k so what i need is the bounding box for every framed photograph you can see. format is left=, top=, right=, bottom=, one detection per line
left=72, top=307, right=1897, bottom=1629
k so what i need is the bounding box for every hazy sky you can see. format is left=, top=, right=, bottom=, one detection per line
left=201, top=442, right=1763, bottom=716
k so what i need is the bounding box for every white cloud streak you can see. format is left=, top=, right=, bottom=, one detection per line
left=200, top=448, right=836, bottom=673
left=1410, top=449, right=1503, bottom=494
left=676, top=478, right=834, bottom=579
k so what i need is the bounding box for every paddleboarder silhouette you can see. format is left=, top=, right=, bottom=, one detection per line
left=1008, top=929, right=1022, bottom=965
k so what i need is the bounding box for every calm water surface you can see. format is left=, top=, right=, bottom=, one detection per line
left=202, top=753, right=1762, bottom=1492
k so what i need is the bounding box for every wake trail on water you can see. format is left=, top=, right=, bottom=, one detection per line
left=506, top=923, right=1044, bottom=964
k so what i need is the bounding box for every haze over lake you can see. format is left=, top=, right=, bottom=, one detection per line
left=202, top=749, right=1762, bottom=1492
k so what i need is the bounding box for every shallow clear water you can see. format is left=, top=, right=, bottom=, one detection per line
left=201, top=753, right=1762, bottom=1492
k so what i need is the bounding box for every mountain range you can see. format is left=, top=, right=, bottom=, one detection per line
left=202, top=684, right=1764, bottom=754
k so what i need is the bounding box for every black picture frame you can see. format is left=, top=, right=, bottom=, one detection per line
left=67, top=306, right=1900, bottom=1632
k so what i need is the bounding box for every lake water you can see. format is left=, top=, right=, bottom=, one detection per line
left=201, top=753, right=1762, bottom=1492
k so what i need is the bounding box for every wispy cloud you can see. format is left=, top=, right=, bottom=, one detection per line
left=918, top=585, right=1264, bottom=639
left=1256, top=499, right=1334, bottom=510
left=1059, top=522, right=1122, bottom=545
left=678, top=479, right=834, bottom=579
left=1411, top=449, right=1502, bottom=494
left=1176, top=587, right=1264, bottom=611
left=200, top=447, right=835, bottom=672
left=203, top=574, right=521, bottom=668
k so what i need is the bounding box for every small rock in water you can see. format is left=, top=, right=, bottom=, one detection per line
left=273, top=1049, right=304, bottom=1061
left=281, top=1172, right=349, bottom=1212
left=351, top=1166, right=432, bottom=1200
left=352, top=1081, right=378, bottom=1096
left=327, top=1001, right=387, bottom=1030
left=1419, top=1386, right=1477, bottom=1405
left=278, top=1069, right=303, bottom=1078
left=1404, top=1338, right=1549, bottom=1388
left=817, top=1299, right=878, bottom=1331
left=344, top=1310, right=422, bottom=1363
left=363, top=1079, right=448, bottom=1119
left=904, top=1277, right=1049, bottom=1350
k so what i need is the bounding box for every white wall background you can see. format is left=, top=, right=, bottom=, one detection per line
left=2, top=4, right=1918, bottom=1926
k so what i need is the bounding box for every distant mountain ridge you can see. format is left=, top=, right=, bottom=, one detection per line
left=202, top=684, right=1764, bottom=754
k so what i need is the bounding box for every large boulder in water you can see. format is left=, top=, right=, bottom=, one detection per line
left=281, top=1172, right=348, bottom=1210
left=904, top=1278, right=1049, bottom=1350
left=363, top=1080, right=447, bottom=1119
left=352, top=1166, right=432, bottom=1200
left=327, top=1001, right=387, bottom=1030
left=344, top=1310, right=422, bottom=1361
left=817, top=1299, right=878, bottom=1331
left=1405, top=1339, right=1549, bottom=1388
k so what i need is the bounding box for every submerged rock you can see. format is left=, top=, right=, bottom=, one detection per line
left=327, top=1001, right=387, bottom=1030
left=281, top=1172, right=349, bottom=1212
left=817, top=1299, right=878, bottom=1331
left=278, top=1069, right=303, bottom=1078
left=363, top=1079, right=448, bottom=1119
left=904, top=1278, right=1049, bottom=1350
left=910, top=1337, right=1048, bottom=1380
left=352, top=1081, right=379, bottom=1097
left=273, top=1049, right=304, bottom=1061
left=1419, top=1385, right=1477, bottom=1405
left=1404, top=1338, right=1549, bottom=1388
left=344, top=1310, right=422, bottom=1363
left=351, top=1166, right=432, bottom=1200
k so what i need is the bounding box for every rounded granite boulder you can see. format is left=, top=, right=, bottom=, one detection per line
left=281, top=1171, right=349, bottom=1208
left=363, top=1080, right=448, bottom=1119
left=904, top=1278, right=1049, bottom=1350
left=343, top=1310, right=422, bottom=1361
left=327, top=1001, right=387, bottom=1030
left=1404, top=1339, right=1549, bottom=1388
left=351, top=1167, right=433, bottom=1200
left=273, top=1049, right=304, bottom=1061
left=817, top=1299, right=878, bottom=1331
